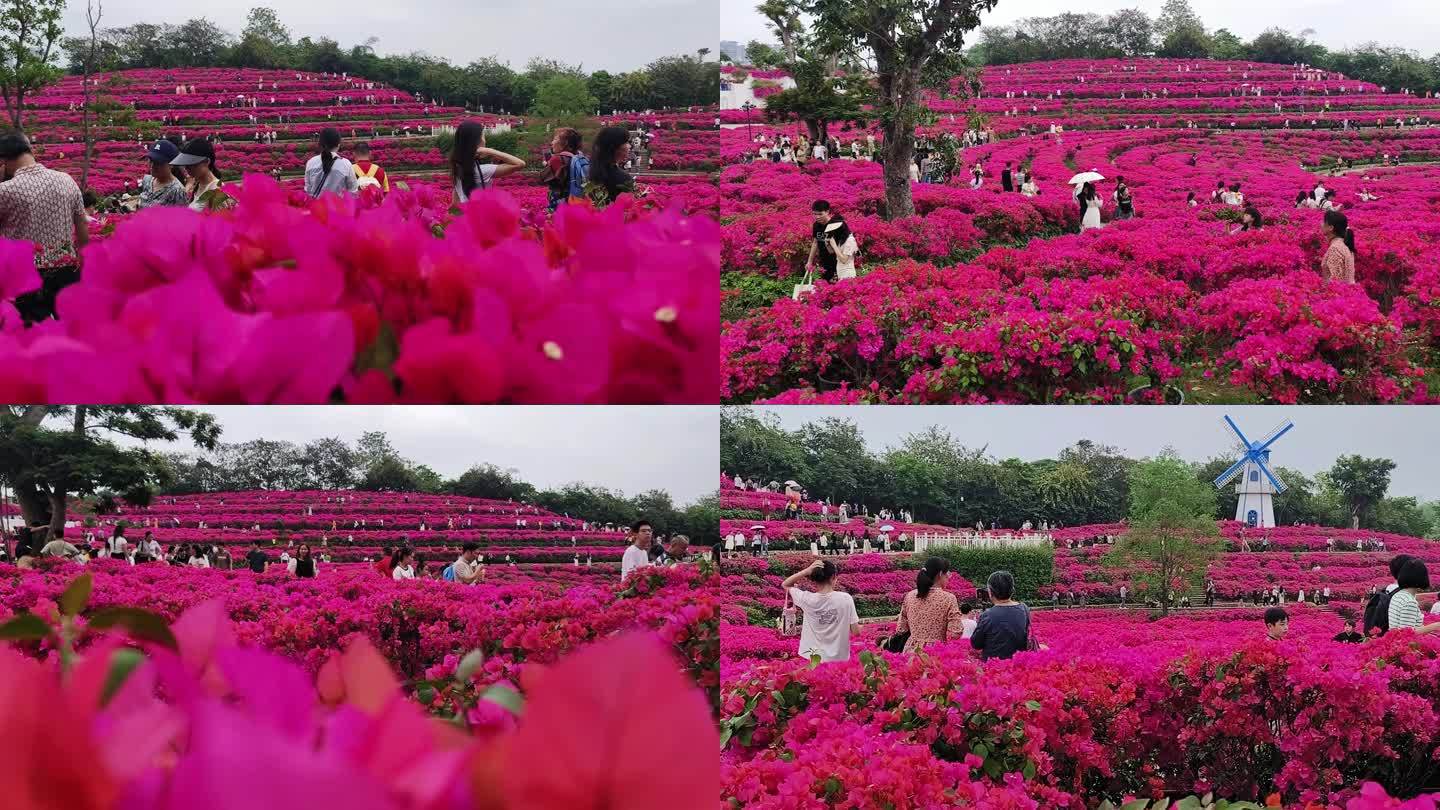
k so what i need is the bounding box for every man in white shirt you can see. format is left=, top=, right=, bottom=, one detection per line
left=452, top=542, right=484, bottom=584
left=620, top=520, right=654, bottom=580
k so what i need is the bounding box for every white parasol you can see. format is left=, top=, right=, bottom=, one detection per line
left=879, top=525, right=896, bottom=532
left=1067, top=170, right=1106, bottom=185
left=784, top=480, right=800, bottom=487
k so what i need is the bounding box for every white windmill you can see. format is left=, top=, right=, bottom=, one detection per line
left=1212, top=415, right=1294, bottom=529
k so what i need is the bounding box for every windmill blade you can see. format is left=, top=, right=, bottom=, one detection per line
left=1213, top=456, right=1247, bottom=488
left=1256, top=458, right=1289, bottom=494
left=1222, top=415, right=1254, bottom=450
left=1254, top=420, right=1295, bottom=453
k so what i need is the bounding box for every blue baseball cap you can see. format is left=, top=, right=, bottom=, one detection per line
left=146, top=139, right=179, bottom=163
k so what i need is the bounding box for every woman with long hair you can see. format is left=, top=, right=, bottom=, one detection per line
left=289, top=543, right=317, bottom=578
left=1320, top=209, right=1357, bottom=283
left=304, top=128, right=358, bottom=198
left=449, top=121, right=526, bottom=204
left=391, top=548, right=417, bottom=581
left=894, top=557, right=963, bottom=653
left=170, top=138, right=233, bottom=211
left=1079, top=182, right=1103, bottom=231
left=584, top=126, right=643, bottom=209
left=1231, top=205, right=1264, bottom=234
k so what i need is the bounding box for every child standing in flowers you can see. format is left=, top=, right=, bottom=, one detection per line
left=782, top=559, right=860, bottom=663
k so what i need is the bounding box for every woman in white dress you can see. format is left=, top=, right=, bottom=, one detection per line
left=724, top=532, right=737, bottom=557
left=1079, top=183, right=1103, bottom=231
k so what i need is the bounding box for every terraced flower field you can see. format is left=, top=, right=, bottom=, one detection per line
left=720, top=59, right=1440, bottom=404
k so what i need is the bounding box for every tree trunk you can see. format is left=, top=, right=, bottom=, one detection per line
left=13, top=482, right=51, bottom=542
left=81, top=70, right=92, bottom=189
left=48, top=490, right=67, bottom=541
left=879, top=66, right=920, bottom=220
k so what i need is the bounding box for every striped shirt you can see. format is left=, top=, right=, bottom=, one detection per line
left=1388, top=588, right=1424, bottom=630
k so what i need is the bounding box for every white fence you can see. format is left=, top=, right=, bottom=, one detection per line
left=912, top=532, right=1053, bottom=553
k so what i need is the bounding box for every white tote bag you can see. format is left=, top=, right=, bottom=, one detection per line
left=791, top=269, right=816, bottom=300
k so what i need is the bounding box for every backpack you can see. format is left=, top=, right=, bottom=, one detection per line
left=1363, top=587, right=1395, bottom=636
left=441, top=564, right=456, bottom=582
left=545, top=152, right=573, bottom=194
left=356, top=163, right=382, bottom=190
left=568, top=152, right=591, bottom=200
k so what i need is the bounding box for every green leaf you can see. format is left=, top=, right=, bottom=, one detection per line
left=1021, top=760, right=1036, bottom=780
left=86, top=608, right=178, bottom=650
left=416, top=684, right=437, bottom=705
left=1175, top=798, right=1203, bottom=810
left=0, top=612, right=55, bottom=643
left=101, top=648, right=145, bottom=705
left=479, top=683, right=525, bottom=716
left=1152, top=799, right=1170, bottom=810
left=808, top=653, right=822, bottom=669
left=718, top=725, right=733, bottom=750
left=1023, top=700, right=1042, bottom=711
left=454, top=649, right=485, bottom=683
left=1121, top=800, right=1151, bottom=810
left=59, top=573, right=93, bottom=616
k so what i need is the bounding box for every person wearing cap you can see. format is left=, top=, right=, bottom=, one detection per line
left=0, top=130, right=87, bottom=322
left=138, top=139, right=188, bottom=209
left=170, top=138, right=230, bottom=212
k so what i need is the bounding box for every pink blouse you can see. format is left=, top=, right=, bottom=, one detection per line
left=1321, top=238, right=1355, bottom=283
left=896, top=588, right=963, bottom=653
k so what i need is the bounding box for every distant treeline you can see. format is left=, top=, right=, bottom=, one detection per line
left=63, top=7, right=719, bottom=114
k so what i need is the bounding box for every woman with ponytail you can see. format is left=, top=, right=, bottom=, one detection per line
left=1320, top=209, right=1356, bottom=283
left=305, top=128, right=358, bottom=198
left=893, top=557, right=963, bottom=653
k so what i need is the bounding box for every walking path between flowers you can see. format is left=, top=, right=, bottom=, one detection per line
left=1326, top=158, right=1440, bottom=175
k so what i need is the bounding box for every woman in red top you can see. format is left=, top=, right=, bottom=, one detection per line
left=374, top=545, right=394, bottom=576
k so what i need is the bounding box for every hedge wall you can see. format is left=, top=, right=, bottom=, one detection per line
left=899, top=546, right=1054, bottom=601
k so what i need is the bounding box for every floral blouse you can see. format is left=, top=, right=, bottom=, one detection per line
left=896, top=588, right=963, bottom=653
left=1321, top=238, right=1355, bottom=283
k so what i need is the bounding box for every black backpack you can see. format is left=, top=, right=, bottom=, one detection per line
left=1363, top=588, right=1395, bottom=636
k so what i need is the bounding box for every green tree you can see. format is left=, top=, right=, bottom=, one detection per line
left=1106, top=454, right=1221, bottom=615
left=1208, top=28, right=1247, bottom=61
left=757, top=0, right=804, bottom=63
left=586, top=69, right=615, bottom=112
left=1374, top=496, right=1433, bottom=539
left=0, top=0, right=65, bottom=128
left=1155, top=0, right=1209, bottom=58
left=299, top=437, right=358, bottom=490
left=763, top=53, right=868, bottom=143
left=0, top=407, right=221, bottom=541
left=1325, top=455, right=1396, bottom=528
left=230, top=7, right=292, bottom=69
left=744, top=41, right=784, bottom=70
left=1106, top=8, right=1154, bottom=57
left=809, top=0, right=997, bottom=219
left=446, top=464, right=536, bottom=502
left=355, top=430, right=399, bottom=472
left=720, top=407, right=809, bottom=489
left=1248, top=27, right=1324, bottom=66
left=358, top=456, right=421, bottom=492
left=531, top=74, right=596, bottom=117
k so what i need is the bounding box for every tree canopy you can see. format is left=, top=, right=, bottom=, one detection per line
left=720, top=408, right=1434, bottom=536
left=59, top=7, right=718, bottom=113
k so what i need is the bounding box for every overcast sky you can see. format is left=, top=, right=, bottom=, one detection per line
left=752, top=407, right=1440, bottom=500
left=108, top=407, right=718, bottom=504
left=68, top=0, right=716, bottom=74
left=722, top=0, right=1440, bottom=56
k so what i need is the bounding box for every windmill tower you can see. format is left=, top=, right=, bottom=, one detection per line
left=1213, top=415, right=1294, bottom=529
